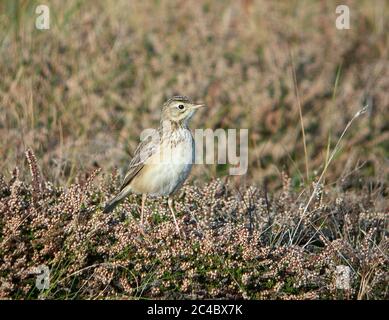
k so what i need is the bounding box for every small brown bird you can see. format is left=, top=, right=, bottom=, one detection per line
left=103, top=96, right=205, bottom=234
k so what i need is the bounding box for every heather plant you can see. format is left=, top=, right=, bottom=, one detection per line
left=0, top=150, right=387, bottom=299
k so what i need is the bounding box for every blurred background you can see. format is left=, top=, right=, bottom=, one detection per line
left=0, top=0, right=388, bottom=192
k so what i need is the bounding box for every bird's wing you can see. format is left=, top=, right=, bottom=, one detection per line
left=119, top=134, right=159, bottom=192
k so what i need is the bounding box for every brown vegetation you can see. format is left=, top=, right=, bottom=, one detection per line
left=0, top=150, right=387, bottom=299
left=0, top=1, right=388, bottom=299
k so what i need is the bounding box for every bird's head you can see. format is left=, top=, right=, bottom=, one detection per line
left=161, top=96, right=205, bottom=125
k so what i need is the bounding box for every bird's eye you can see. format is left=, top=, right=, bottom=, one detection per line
left=177, top=104, right=185, bottom=110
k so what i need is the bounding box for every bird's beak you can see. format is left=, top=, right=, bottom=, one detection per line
left=192, top=103, right=206, bottom=109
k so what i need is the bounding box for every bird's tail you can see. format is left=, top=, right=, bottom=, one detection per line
left=103, top=189, right=129, bottom=213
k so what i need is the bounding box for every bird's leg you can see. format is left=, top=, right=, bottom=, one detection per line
left=168, top=196, right=181, bottom=236
left=141, top=193, right=146, bottom=225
